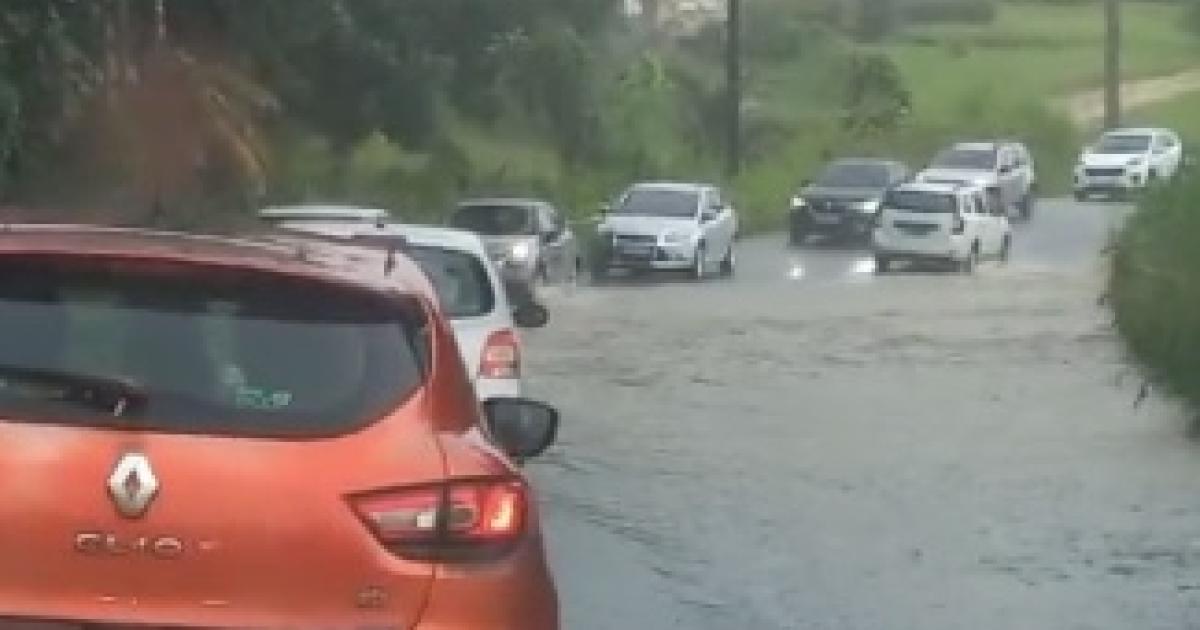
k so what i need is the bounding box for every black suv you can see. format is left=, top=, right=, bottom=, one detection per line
left=789, top=158, right=910, bottom=245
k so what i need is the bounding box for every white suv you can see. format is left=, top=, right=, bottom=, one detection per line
left=918, top=141, right=1036, bottom=221
left=1074, top=128, right=1183, bottom=200
left=872, top=182, right=1012, bottom=273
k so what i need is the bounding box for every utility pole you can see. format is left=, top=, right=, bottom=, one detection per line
left=726, top=0, right=742, bottom=177
left=1103, top=0, right=1121, bottom=130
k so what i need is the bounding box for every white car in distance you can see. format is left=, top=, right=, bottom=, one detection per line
left=269, top=216, right=536, bottom=403
left=1074, top=128, right=1183, bottom=200
left=872, top=181, right=1012, bottom=273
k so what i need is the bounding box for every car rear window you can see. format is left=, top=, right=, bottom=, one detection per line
left=451, top=205, right=536, bottom=236
left=0, top=258, right=427, bottom=438
left=885, top=190, right=957, bottom=213
left=405, top=245, right=496, bottom=318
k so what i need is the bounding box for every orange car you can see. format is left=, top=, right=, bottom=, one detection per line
left=0, top=225, right=560, bottom=629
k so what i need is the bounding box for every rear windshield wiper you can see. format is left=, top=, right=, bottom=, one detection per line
left=0, top=364, right=148, bottom=417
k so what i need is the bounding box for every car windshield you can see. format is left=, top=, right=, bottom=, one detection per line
left=885, top=190, right=958, bottom=213
left=1095, top=134, right=1152, bottom=154
left=931, top=148, right=997, bottom=170
left=615, top=189, right=700, bottom=217
left=815, top=163, right=891, bottom=188
left=0, top=259, right=425, bottom=437
left=405, top=245, right=496, bottom=318
left=451, top=205, right=536, bottom=236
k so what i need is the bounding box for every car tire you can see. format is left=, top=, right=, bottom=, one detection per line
left=692, top=244, right=707, bottom=281
left=789, top=227, right=806, bottom=247
left=874, top=256, right=891, bottom=274
left=1018, top=195, right=1034, bottom=221
left=719, top=245, right=735, bottom=277
left=960, top=247, right=978, bottom=274
left=999, top=235, right=1012, bottom=263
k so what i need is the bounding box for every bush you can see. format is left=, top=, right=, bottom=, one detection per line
left=1110, top=173, right=1200, bottom=408
left=903, top=0, right=997, bottom=24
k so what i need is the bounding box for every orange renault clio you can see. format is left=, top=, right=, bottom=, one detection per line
left=0, top=225, right=559, bottom=629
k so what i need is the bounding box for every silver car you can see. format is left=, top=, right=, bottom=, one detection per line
left=450, top=199, right=582, bottom=293
left=594, top=182, right=739, bottom=281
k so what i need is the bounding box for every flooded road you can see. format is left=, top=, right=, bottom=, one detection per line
left=526, top=199, right=1200, bottom=629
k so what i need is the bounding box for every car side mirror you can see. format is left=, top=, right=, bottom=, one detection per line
left=540, top=230, right=557, bottom=244
left=483, top=398, right=559, bottom=460
left=998, top=164, right=1013, bottom=175
left=701, top=208, right=719, bottom=222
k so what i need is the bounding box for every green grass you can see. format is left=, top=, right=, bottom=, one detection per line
left=1127, top=88, right=1200, bottom=146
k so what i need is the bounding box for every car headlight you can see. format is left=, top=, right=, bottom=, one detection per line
left=510, top=241, right=533, bottom=261
left=661, top=230, right=692, bottom=245
left=790, top=196, right=806, bottom=209
left=854, top=199, right=881, bottom=214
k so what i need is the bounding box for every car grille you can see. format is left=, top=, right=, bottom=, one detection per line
left=613, top=234, right=656, bottom=245
left=1085, top=167, right=1125, bottom=177
left=808, top=199, right=848, bottom=214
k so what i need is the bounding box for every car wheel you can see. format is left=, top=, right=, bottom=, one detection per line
left=874, top=256, right=891, bottom=274
left=719, top=245, right=735, bottom=277
left=999, top=235, right=1012, bottom=263
left=960, top=247, right=978, bottom=274
left=789, top=227, right=806, bottom=247
left=1019, top=195, right=1034, bottom=221
left=692, top=244, right=707, bottom=281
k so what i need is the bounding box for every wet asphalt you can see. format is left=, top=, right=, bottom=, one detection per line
left=525, top=199, right=1200, bottom=630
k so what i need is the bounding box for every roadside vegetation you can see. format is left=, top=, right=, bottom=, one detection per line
left=1110, top=173, right=1200, bottom=411
left=0, top=0, right=1195, bottom=234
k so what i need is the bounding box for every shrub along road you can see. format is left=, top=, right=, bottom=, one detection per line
left=526, top=199, right=1200, bottom=629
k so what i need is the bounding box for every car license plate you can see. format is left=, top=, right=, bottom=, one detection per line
left=812, top=213, right=841, bottom=225
left=617, top=246, right=653, bottom=258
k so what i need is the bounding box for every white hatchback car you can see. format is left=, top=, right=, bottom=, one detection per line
left=1074, top=128, right=1183, bottom=199
left=272, top=220, right=531, bottom=402
left=872, top=181, right=1012, bottom=273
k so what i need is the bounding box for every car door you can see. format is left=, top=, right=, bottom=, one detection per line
left=712, top=187, right=736, bottom=252
left=699, top=188, right=728, bottom=263
left=549, top=204, right=578, bottom=281
left=1013, top=144, right=1034, bottom=196
left=961, top=192, right=989, bottom=254
left=1154, top=132, right=1182, bottom=178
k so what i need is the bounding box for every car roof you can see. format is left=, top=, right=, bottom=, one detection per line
left=259, top=204, right=391, bottom=222
left=1104, top=127, right=1170, bottom=137
left=951, top=142, right=1000, bottom=152
left=828, top=158, right=903, bottom=167
left=280, top=221, right=490, bottom=259
left=0, top=224, right=435, bottom=302
left=627, top=181, right=714, bottom=192
left=456, top=198, right=547, bottom=210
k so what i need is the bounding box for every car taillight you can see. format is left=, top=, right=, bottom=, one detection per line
left=951, top=213, right=965, bottom=234
left=480, top=329, right=520, bottom=379
left=352, top=479, right=528, bottom=561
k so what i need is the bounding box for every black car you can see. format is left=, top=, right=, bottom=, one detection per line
left=789, top=159, right=911, bottom=245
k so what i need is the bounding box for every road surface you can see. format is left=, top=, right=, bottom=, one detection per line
left=526, top=199, right=1200, bottom=630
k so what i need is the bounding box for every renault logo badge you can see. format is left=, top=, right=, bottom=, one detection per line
left=107, top=452, right=159, bottom=519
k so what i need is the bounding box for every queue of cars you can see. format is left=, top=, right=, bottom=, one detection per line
left=787, top=128, right=1185, bottom=273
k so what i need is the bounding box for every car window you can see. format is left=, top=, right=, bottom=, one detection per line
left=451, top=205, right=537, bottom=236
left=931, top=148, right=997, bottom=170
left=1096, top=134, right=1152, bottom=153
left=405, top=246, right=496, bottom=319
left=0, top=260, right=425, bottom=437
left=884, top=190, right=957, bottom=213
left=615, top=188, right=700, bottom=218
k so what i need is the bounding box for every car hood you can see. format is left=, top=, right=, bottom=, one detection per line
left=600, top=215, right=698, bottom=236
left=800, top=186, right=884, bottom=202
left=1079, top=152, right=1147, bottom=168
left=917, top=168, right=997, bottom=187
left=479, top=235, right=538, bottom=259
